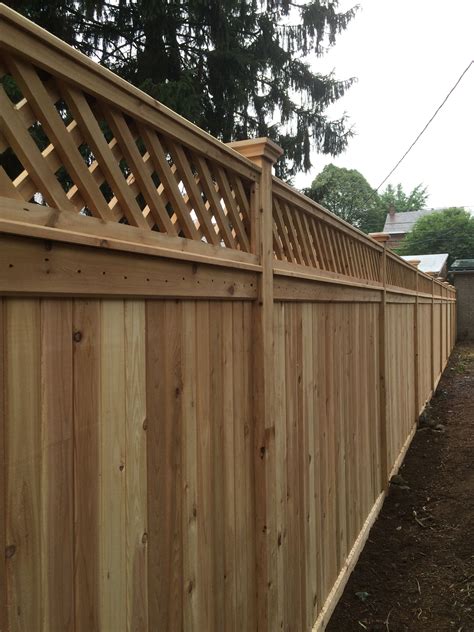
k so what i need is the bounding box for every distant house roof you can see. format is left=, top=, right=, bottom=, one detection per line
left=383, top=208, right=438, bottom=235
left=401, top=253, right=449, bottom=275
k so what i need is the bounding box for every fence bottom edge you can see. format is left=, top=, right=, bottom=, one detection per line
left=312, top=421, right=418, bottom=632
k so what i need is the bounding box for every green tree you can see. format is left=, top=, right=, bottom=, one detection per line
left=398, top=208, right=474, bottom=265
left=305, top=163, right=384, bottom=233
left=378, top=183, right=428, bottom=214
left=6, top=0, right=358, bottom=177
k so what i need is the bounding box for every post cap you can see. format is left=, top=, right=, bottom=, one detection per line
left=227, top=137, right=284, bottom=166
left=369, top=232, right=390, bottom=244
left=407, top=258, right=421, bottom=268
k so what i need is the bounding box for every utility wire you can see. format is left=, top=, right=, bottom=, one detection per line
left=375, top=60, right=474, bottom=192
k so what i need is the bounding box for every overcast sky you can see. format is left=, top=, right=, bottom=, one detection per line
left=292, top=0, right=474, bottom=211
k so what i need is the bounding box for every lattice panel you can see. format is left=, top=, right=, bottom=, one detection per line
left=418, top=274, right=433, bottom=295
left=386, top=256, right=416, bottom=290
left=272, top=194, right=382, bottom=283
left=0, top=57, right=252, bottom=251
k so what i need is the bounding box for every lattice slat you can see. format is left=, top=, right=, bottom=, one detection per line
left=8, top=57, right=115, bottom=221
left=193, top=154, right=237, bottom=249
left=61, top=84, right=149, bottom=229
left=0, top=87, right=76, bottom=211
left=214, top=166, right=251, bottom=252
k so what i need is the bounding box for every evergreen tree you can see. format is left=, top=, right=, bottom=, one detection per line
left=6, top=0, right=357, bottom=177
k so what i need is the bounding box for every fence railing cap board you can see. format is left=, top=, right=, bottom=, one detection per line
left=0, top=2, right=261, bottom=182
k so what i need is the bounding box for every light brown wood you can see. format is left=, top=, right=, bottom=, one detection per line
left=0, top=88, right=77, bottom=211
left=124, top=300, right=148, bottom=631
left=0, top=233, right=258, bottom=299
left=99, top=300, right=127, bottom=630
left=60, top=84, right=150, bottom=229
left=0, top=197, right=260, bottom=271
left=5, top=299, right=42, bottom=631
left=0, top=9, right=458, bottom=632
left=0, top=4, right=261, bottom=182
left=40, top=300, right=74, bottom=631
left=8, top=57, right=116, bottom=221
left=0, top=299, right=5, bottom=632
left=73, top=299, right=100, bottom=631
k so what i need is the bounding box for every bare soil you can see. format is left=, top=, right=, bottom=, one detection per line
left=327, top=343, right=474, bottom=632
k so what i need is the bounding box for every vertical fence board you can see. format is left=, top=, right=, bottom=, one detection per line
left=302, top=303, right=317, bottom=628
left=146, top=301, right=183, bottom=632
left=181, top=302, right=199, bottom=631
left=0, top=299, right=5, bottom=632
left=40, top=299, right=74, bottom=632
left=99, top=300, right=127, bottom=631
left=222, top=302, right=237, bottom=630
left=73, top=299, right=101, bottom=631
left=195, top=301, right=214, bottom=632
left=274, top=303, right=287, bottom=630
left=5, top=299, right=42, bottom=632
left=124, top=300, right=148, bottom=632
left=210, top=303, right=226, bottom=631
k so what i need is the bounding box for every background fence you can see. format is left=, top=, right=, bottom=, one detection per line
left=0, top=6, right=456, bottom=631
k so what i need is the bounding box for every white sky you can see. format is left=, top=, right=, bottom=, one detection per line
left=292, top=0, right=474, bottom=211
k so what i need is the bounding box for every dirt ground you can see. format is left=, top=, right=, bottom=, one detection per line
left=327, top=343, right=474, bottom=632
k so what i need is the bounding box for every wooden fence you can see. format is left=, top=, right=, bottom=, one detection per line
left=0, top=6, right=456, bottom=631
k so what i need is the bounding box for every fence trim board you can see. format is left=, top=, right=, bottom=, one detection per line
left=274, top=261, right=384, bottom=291
left=0, top=198, right=262, bottom=272
left=274, top=277, right=381, bottom=303
left=0, top=234, right=258, bottom=299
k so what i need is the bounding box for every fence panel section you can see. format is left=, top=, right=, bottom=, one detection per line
left=0, top=6, right=458, bottom=632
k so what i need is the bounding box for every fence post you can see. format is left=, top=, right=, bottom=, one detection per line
left=407, top=260, right=421, bottom=417
left=369, top=232, right=389, bottom=489
left=228, top=138, right=283, bottom=632
left=428, top=272, right=436, bottom=392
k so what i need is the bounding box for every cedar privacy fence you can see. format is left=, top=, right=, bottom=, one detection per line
left=0, top=5, right=456, bottom=632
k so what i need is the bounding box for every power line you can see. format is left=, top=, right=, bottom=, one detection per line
left=375, top=60, right=474, bottom=192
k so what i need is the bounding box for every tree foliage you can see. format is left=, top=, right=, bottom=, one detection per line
left=304, top=163, right=383, bottom=233
left=398, top=208, right=474, bottom=265
left=378, top=183, right=428, bottom=214
left=305, top=164, right=431, bottom=233
left=6, top=0, right=358, bottom=177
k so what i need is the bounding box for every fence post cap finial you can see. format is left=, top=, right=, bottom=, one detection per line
left=227, top=137, right=284, bottom=166
left=368, top=232, right=390, bottom=244
left=407, top=259, right=421, bottom=268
